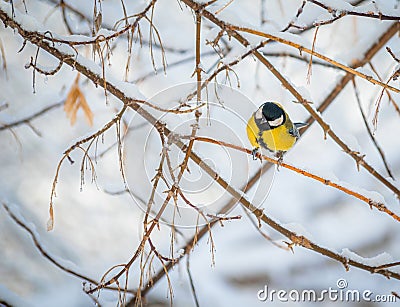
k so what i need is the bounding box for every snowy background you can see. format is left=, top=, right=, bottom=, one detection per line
left=1, top=0, right=400, bottom=306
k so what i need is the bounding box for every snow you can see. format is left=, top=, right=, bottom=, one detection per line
left=280, top=73, right=314, bottom=101
left=314, top=12, right=339, bottom=24
left=355, top=66, right=375, bottom=77
left=1, top=0, right=400, bottom=306
left=204, top=27, right=223, bottom=43
left=320, top=0, right=354, bottom=11
left=110, top=79, right=146, bottom=101
left=0, top=285, right=30, bottom=307
left=312, top=0, right=400, bottom=16
left=355, top=0, right=400, bottom=16
left=1, top=0, right=146, bottom=104
left=282, top=222, right=314, bottom=240
left=270, top=30, right=314, bottom=50
left=339, top=180, right=387, bottom=205
left=296, top=86, right=313, bottom=102
left=341, top=248, right=393, bottom=268
left=337, top=23, right=393, bottom=65
left=0, top=1, right=40, bottom=32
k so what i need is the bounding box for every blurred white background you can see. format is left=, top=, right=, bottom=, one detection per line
left=1, top=0, right=400, bottom=306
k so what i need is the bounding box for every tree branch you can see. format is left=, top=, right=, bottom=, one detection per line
left=2, top=4, right=400, bottom=304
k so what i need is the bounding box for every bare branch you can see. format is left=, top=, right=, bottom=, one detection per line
left=2, top=202, right=135, bottom=294
left=134, top=19, right=400, bottom=299
left=3, top=4, right=400, bottom=306
left=189, top=136, right=400, bottom=222
left=229, top=25, right=400, bottom=94
left=186, top=254, right=200, bottom=307
left=0, top=100, right=64, bottom=131
left=352, top=78, right=395, bottom=180
left=174, top=2, right=399, bottom=197
left=309, top=0, right=400, bottom=21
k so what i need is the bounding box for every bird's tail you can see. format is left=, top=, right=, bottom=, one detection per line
left=294, top=122, right=308, bottom=130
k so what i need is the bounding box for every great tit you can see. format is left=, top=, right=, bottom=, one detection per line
left=246, top=102, right=307, bottom=159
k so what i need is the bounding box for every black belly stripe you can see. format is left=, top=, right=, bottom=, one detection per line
left=257, top=130, right=274, bottom=152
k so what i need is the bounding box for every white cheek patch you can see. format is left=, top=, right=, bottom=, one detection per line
left=255, top=107, right=263, bottom=120
left=268, top=115, right=284, bottom=127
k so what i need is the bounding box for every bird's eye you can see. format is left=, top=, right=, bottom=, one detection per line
left=267, top=115, right=284, bottom=127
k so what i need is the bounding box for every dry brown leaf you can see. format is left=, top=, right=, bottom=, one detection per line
left=64, top=74, right=93, bottom=126
left=79, top=93, right=93, bottom=126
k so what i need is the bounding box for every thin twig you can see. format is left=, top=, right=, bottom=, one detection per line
left=179, top=5, right=400, bottom=197
left=386, top=46, right=400, bottom=63
left=368, top=61, right=400, bottom=117
left=25, top=56, right=64, bottom=76
left=352, top=78, right=395, bottom=180
left=0, top=100, right=64, bottom=131
left=0, top=300, right=12, bottom=307
left=137, top=20, right=400, bottom=298
left=48, top=105, right=128, bottom=230
left=374, top=261, right=400, bottom=272
left=309, top=0, right=400, bottom=21
left=134, top=50, right=217, bottom=83
left=189, top=136, right=400, bottom=222
left=228, top=25, right=400, bottom=94
left=372, top=69, right=398, bottom=131
left=306, top=26, right=319, bottom=83
left=263, top=51, right=337, bottom=69
left=186, top=253, right=200, bottom=307
left=186, top=39, right=270, bottom=102
left=3, top=5, right=400, bottom=303
left=241, top=206, right=288, bottom=250
left=2, top=202, right=134, bottom=294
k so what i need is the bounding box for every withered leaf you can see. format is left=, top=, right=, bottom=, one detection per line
left=64, top=74, right=94, bottom=126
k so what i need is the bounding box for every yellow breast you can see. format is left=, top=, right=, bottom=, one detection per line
left=260, top=124, right=296, bottom=152
left=246, top=116, right=260, bottom=148
left=246, top=115, right=296, bottom=152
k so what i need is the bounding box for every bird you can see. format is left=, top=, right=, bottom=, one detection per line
left=246, top=102, right=307, bottom=161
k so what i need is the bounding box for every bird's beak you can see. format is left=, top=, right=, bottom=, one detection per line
left=260, top=117, right=267, bottom=124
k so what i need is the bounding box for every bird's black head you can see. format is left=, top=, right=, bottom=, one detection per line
left=262, top=102, right=284, bottom=121
left=254, top=102, right=286, bottom=128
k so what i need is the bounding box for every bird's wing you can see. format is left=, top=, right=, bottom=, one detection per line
left=289, top=122, right=308, bottom=138
left=288, top=126, right=300, bottom=138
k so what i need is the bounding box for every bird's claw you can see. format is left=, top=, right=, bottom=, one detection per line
left=276, top=152, right=284, bottom=170
left=251, top=148, right=262, bottom=162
